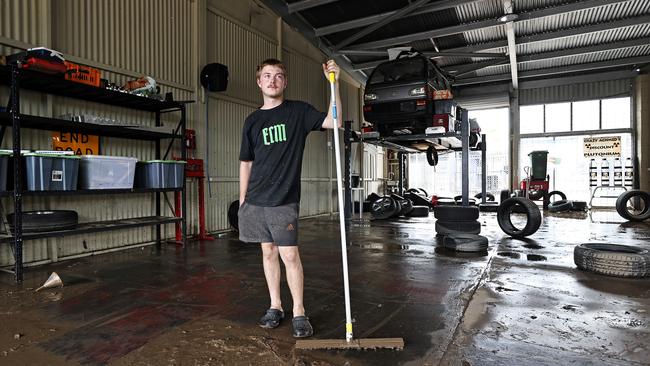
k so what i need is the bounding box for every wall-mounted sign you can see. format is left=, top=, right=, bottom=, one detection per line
left=52, top=132, right=99, bottom=155
left=583, top=136, right=621, bottom=158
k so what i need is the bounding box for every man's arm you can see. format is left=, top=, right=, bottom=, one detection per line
left=321, top=60, right=342, bottom=130
left=240, top=161, right=253, bottom=203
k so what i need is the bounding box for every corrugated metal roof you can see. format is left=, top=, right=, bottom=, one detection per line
left=263, top=0, right=650, bottom=86
left=454, top=0, right=503, bottom=22
left=519, top=44, right=650, bottom=71
left=517, top=23, right=650, bottom=54
left=515, top=0, right=650, bottom=36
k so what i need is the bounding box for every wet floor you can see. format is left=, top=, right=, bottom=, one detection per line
left=0, top=209, right=648, bottom=365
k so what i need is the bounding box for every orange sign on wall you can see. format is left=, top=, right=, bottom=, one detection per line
left=52, top=132, right=99, bottom=155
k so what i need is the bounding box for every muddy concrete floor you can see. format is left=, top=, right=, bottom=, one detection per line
left=0, top=209, right=648, bottom=365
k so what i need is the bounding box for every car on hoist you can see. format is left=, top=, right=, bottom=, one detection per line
left=362, top=51, right=454, bottom=137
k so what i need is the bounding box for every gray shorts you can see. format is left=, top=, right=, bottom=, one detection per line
left=238, top=202, right=299, bottom=246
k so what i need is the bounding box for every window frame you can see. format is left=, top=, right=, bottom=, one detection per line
left=520, top=96, right=632, bottom=139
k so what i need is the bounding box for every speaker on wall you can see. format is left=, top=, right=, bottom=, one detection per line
left=201, top=63, right=228, bottom=92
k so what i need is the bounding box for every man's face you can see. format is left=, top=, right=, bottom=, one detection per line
left=257, top=65, right=287, bottom=98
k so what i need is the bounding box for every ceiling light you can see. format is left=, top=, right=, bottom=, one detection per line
left=499, top=14, right=518, bottom=22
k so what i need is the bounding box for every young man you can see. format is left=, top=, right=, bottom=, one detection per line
left=238, top=58, right=341, bottom=338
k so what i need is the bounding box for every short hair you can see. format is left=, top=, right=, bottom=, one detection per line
left=256, top=58, right=286, bottom=79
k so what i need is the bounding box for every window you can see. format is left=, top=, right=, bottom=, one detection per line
left=602, top=97, right=630, bottom=129
left=572, top=100, right=599, bottom=131
left=520, top=105, right=544, bottom=134
left=545, top=102, right=571, bottom=133
left=520, top=97, right=631, bottom=134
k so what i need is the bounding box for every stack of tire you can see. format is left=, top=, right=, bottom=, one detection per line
left=370, top=194, right=428, bottom=220
left=616, top=189, right=650, bottom=222
left=434, top=205, right=488, bottom=252
left=546, top=190, right=587, bottom=213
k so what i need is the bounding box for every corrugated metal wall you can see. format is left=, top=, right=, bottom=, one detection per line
left=0, top=0, right=197, bottom=266
left=0, top=0, right=363, bottom=267
left=520, top=78, right=634, bottom=105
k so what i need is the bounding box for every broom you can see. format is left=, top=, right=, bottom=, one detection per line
left=295, top=71, right=404, bottom=350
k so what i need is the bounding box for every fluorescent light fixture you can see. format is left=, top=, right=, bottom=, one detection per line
left=499, top=14, right=518, bottom=22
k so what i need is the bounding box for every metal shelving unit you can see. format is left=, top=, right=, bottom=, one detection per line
left=1, top=64, right=190, bottom=282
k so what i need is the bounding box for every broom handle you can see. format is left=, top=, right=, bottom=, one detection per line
left=329, top=72, right=354, bottom=342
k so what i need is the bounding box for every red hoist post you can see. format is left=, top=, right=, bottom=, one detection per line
left=174, top=129, right=214, bottom=241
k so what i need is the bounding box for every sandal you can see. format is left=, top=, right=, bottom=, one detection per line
left=292, top=316, right=313, bottom=338
left=258, top=308, right=284, bottom=329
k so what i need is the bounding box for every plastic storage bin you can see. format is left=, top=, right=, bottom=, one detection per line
left=79, top=155, right=138, bottom=189
left=24, top=153, right=54, bottom=191
left=35, top=151, right=80, bottom=190
left=135, top=160, right=186, bottom=189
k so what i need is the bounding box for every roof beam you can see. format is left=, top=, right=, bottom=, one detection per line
left=258, top=0, right=367, bottom=85
left=452, top=59, right=510, bottom=77
left=333, top=0, right=430, bottom=51
left=503, top=0, right=518, bottom=89
left=314, top=0, right=480, bottom=37
left=454, top=55, right=650, bottom=85
left=352, top=52, right=507, bottom=71
left=287, top=0, right=339, bottom=13
left=346, top=0, right=634, bottom=50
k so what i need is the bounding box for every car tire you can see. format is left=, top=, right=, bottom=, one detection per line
left=404, top=192, right=431, bottom=207
left=426, top=146, right=438, bottom=166
left=443, top=233, right=489, bottom=252
left=574, top=243, right=650, bottom=278
left=548, top=199, right=573, bottom=212
left=479, top=202, right=499, bottom=212
left=228, top=200, right=239, bottom=231
left=370, top=196, right=399, bottom=220
left=546, top=190, right=566, bottom=203
left=7, top=210, right=78, bottom=233
left=407, top=205, right=429, bottom=217
left=571, top=200, right=588, bottom=211
left=474, top=192, right=495, bottom=202
left=500, top=189, right=511, bottom=203
left=434, top=205, right=479, bottom=221
left=497, top=197, right=542, bottom=238
left=366, top=192, right=381, bottom=202
left=435, top=220, right=481, bottom=235
left=399, top=199, right=414, bottom=216
left=615, top=190, right=650, bottom=222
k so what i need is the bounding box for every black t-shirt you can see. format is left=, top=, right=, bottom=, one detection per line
left=240, top=100, right=326, bottom=206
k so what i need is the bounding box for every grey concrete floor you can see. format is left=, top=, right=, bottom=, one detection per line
left=0, top=208, right=648, bottom=366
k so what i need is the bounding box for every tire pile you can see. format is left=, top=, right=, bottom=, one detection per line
left=370, top=194, right=429, bottom=220
left=546, top=190, right=587, bottom=213
left=434, top=205, right=488, bottom=252
left=615, top=189, right=650, bottom=222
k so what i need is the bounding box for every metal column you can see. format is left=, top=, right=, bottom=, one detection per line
left=343, top=121, right=352, bottom=220
left=10, top=65, right=23, bottom=282
left=481, top=134, right=487, bottom=204
left=155, top=111, right=161, bottom=249
left=461, top=116, right=469, bottom=206
left=180, top=106, right=187, bottom=245
left=397, top=152, right=405, bottom=196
